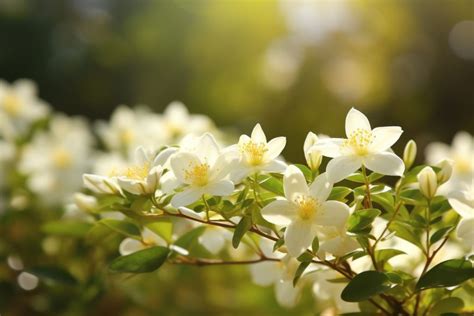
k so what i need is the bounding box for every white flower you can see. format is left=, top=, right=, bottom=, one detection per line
left=168, top=133, right=236, bottom=207
left=228, top=123, right=287, bottom=182
left=119, top=228, right=167, bottom=256
left=261, top=165, right=350, bottom=257
left=303, top=132, right=327, bottom=171
left=312, top=108, right=404, bottom=183
left=448, top=183, right=474, bottom=250
left=199, top=226, right=233, bottom=254
left=116, top=147, right=176, bottom=195
left=96, top=105, right=166, bottom=155
left=19, top=114, right=94, bottom=204
left=425, top=131, right=473, bottom=190
left=249, top=240, right=304, bottom=308
left=318, top=225, right=359, bottom=258
left=161, top=101, right=215, bottom=141
left=0, top=79, right=50, bottom=139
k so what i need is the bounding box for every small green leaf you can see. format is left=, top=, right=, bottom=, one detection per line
left=293, top=261, right=310, bottom=286
left=174, top=226, right=206, bottom=250
left=328, top=187, right=352, bottom=201
left=399, top=189, right=426, bottom=206
left=430, top=226, right=453, bottom=244
left=294, top=164, right=313, bottom=181
left=41, top=221, right=93, bottom=237
left=374, top=249, right=406, bottom=264
left=312, top=235, right=319, bottom=254
left=416, top=259, right=474, bottom=290
left=146, top=221, right=173, bottom=243
left=26, top=266, right=78, bottom=285
left=297, top=252, right=314, bottom=262
left=341, top=271, right=391, bottom=302
left=99, top=219, right=141, bottom=239
left=347, top=209, right=381, bottom=233
left=273, top=237, right=285, bottom=251
left=257, top=175, right=284, bottom=196
left=368, top=173, right=384, bottom=182
left=346, top=172, right=365, bottom=183
left=232, top=216, right=252, bottom=248
left=109, top=246, right=169, bottom=273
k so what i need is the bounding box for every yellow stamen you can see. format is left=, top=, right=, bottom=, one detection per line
left=295, top=196, right=321, bottom=220
left=184, top=162, right=210, bottom=186
left=52, top=148, right=73, bottom=169
left=124, top=162, right=150, bottom=180
left=342, top=128, right=374, bottom=156
left=240, top=140, right=268, bottom=166
left=2, top=94, right=21, bottom=116
left=120, top=129, right=135, bottom=145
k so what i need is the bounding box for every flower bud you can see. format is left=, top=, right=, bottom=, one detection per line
left=74, top=193, right=98, bottom=213
left=437, top=160, right=453, bottom=185
left=304, top=132, right=322, bottom=171
left=417, top=166, right=438, bottom=199
left=403, top=139, right=417, bottom=170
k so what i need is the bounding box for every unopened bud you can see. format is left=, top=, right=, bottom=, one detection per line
left=403, top=140, right=417, bottom=170
left=304, top=132, right=323, bottom=171
left=437, top=160, right=453, bottom=184
left=417, top=166, right=438, bottom=199
left=74, top=193, right=98, bottom=213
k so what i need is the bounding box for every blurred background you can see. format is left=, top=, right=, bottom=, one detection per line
left=0, top=0, right=473, bottom=315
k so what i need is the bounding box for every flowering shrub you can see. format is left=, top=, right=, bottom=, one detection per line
left=1, top=79, right=473, bottom=315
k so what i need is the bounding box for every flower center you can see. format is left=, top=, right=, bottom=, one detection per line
left=295, top=195, right=320, bottom=220
left=343, top=128, right=374, bottom=156
left=52, top=148, right=73, bottom=169
left=184, top=162, right=210, bottom=186
left=124, top=162, right=150, bottom=180
left=2, top=94, right=21, bottom=116
left=240, top=140, right=268, bottom=166
left=119, top=129, right=135, bottom=145
left=454, top=155, right=472, bottom=174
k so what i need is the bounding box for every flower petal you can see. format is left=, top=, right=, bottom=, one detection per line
left=326, top=155, right=362, bottom=183
left=457, top=218, right=474, bottom=249
left=370, top=126, right=403, bottom=152
left=275, top=280, right=300, bottom=308
left=266, top=137, right=286, bottom=160
left=117, top=178, right=146, bottom=195
left=251, top=123, right=267, bottom=143
left=205, top=179, right=234, bottom=196
left=319, top=235, right=359, bottom=257
left=316, top=200, right=350, bottom=228
left=119, top=238, right=144, bottom=256
left=154, top=147, right=178, bottom=167
left=210, top=152, right=238, bottom=181
left=199, top=228, right=226, bottom=254
left=195, top=133, right=220, bottom=163
left=448, top=197, right=473, bottom=219
left=310, top=138, right=344, bottom=158
left=170, top=152, right=201, bottom=184
left=171, top=188, right=202, bottom=207
left=309, top=172, right=332, bottom=202
left=363, top=152, right=404, bottom=176
left=284, top=219, right=314, bottom=257
left=345, top=108, right=371, bottom=137
left=249, top=262, right=281, bottom=286
left=284, top=165, right=309, bottom=201
left=261, top=159, right=287, bottom=173
left=261, top=199, right=297, bottom=226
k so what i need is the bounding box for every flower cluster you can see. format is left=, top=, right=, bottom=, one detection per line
left=1, top=78, right=473, bottom=315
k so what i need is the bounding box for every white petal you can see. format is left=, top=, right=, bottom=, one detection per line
left=251, top=123, right=267, bottom=143
left=453, top=131, right=473, bottom=157
left=205, top=179, right=234, bottom=196
left=284, top=219, right=314, bottom=257
left=261, top=159, right=287, bottom=173
left=199, top=228, right=226, bottom=254
left=261, top=199, right=297, bottom=226
left=83, top=174, right=121, bottom=195
left=154, top=147, right=178, bottom=167
left=345, top=108, right=371, bottom=137
left=229, top=164, right=252, bottom=183
left=117, top=178, right=146, bottom=195
left=146, top=166, right=163, bottom=192
left=210, top=152, right=238, bottom=181
left=275, top=279, right=300, bottom=308
left=119, top=238, right=144, bottom=256
left=363, top=152, right=404, bottom=176
left=303, top=132, right=318, bottom=152
left=171, top=188, right=202, bottom=208
left=195, top=133, right=220, bottom=163
left=169, top=152, right=201, bottom=184
left=370, top=126, right=403, bottom=152
left=284, top=165, right=309, bottom=201
left=425, top=143, right=450, bottom=165
left=134, top=146, right=149, bottom=165
left=319, top=235, right=359, bottom=257
left=249, top=262, right=281, bottom=286
left=266, top=137, right=286, bottom=160
left=160, top=172, right=180, bottom=194
left=316, top=201, right=350, bottom=228
left=142, top=228, right=166, bottom=246
left=326, top=155, right=362, bottom=183
left=449, top=197, right=473, bottom=219
left=178, top=206, right=205, bottom=220
left=309, top=172, right=332, bottom=202
left=457, top=218, right=474, bottom=249
left=310, top=138, right=344, bottom=158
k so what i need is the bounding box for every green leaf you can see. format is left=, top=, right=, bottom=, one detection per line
left=347, top=209, right=381, bottom=233
left=368, top=173, right=384, bottom=182
left=346, top=172, right=365, bottom=183
left=41, top=221, right=93, bottom=237
left=26, top=266, right=78, bottom=285
left=328, top=187, right=353, bottom=201
left=374, top=249, right=406, bottom=264
left=146, top=221, right=173, bottom=243
left=430, top=226, right=454, bottom=244
left=99, top=219, right=141, bottom=239
left=293, top=261, right=310, bottom=286
left=297, top=252, right=314, bottom=262
left=312, top=235, right=319, bottom=253
left=257, top=175, right=284, bottom=196
left=371, top=192, right=394, bottom=212
left=341, top=271, right=391, bottom=302
left=232, top=216, right=252, bottom=248
left=86, top=222, right=112, bottom=244
left=430, top=297, right=464, bottom=315
left=109, top=246, right=169, bottom=273
left=174, top=226, right=206, bottom=250
left=416, top=259, right=474, bottom=290
left=399, top=189, right=426, bottom=206
left=273, top=237, right=285, bottom=251
left=294, top=164, right=313, bottom=181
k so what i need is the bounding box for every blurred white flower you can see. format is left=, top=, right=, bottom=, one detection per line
left=448, top=183, right=474, bottom=250
left=19, top=114, right=94, bottom=204
left=199, top=226, right=233, bottom=254
left=318, top=225, right=359, bottom=258
left=168, top=133, right=236, bottom=208
left=313, top=108, right=404, bottom=182
left=262, top=165, right=350, bottom=257
left=303, top=132, right=328, bottom=171
left=119, top=227, right=166, bottom=256
left=0, top=79, right=50, bottom=139
left=228, top=123, right=287, bottom=183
